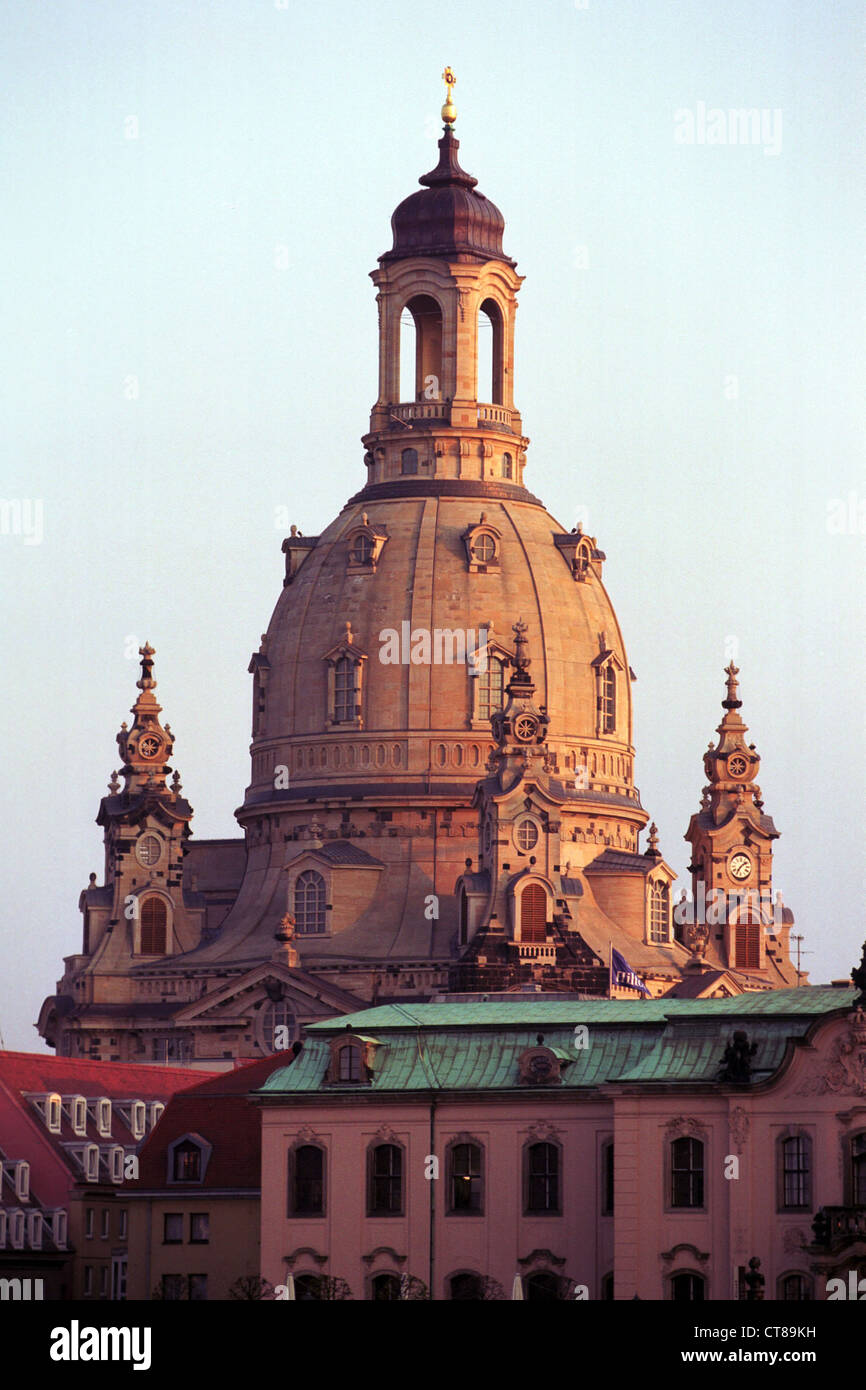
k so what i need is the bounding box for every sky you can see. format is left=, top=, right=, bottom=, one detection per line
left=1, top=0, right=864, bottom=1049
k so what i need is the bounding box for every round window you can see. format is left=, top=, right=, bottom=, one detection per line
left=516, top=819, right=539, bottom=852
left=474, top=533, right=496, bottom=563
left=136, top=834, right=163, bottom=867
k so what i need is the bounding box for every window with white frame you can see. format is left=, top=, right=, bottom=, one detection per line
left=47, top=1093, right=62, bottom=1132
left=28, top=1212, right=43, bottom=1248
left=131, top=1102, right=146, bottom=1140
left=15, top=1162, right=29, bottom=1201
left=0, top=1211, right=6, bottom=1248
left=97, top=1099, right=112, bottom=1137
left=110, top=1147, right=125, bottom=1183
left=85, top=1145, right=99, bottom=1182
left=11, top=1211, right=24, bottom=1249
left=53, top=1210, right=68, bottom=1248
left=150, top=1102, right=165, bottom=1130
left=101, top=1209, right=110, bottom=1239
left=649, top=881, right=670, bottom=943
left=72, top=1096, right=87, bottom=1136
left=85, top=1208, right=94, bottom=1238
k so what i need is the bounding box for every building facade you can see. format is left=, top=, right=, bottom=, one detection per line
left=256, top=984, right=866, bottom=1301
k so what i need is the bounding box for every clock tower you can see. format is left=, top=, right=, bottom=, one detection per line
left=681, top=664, right=800, bottom=985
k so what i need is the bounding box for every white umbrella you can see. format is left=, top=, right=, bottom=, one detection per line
left=511, top=1274, right=524, bottom=1300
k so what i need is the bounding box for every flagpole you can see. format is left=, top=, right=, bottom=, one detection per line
left=609, top=939, right=613, bottom=998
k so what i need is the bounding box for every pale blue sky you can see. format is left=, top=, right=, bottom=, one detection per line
left=2, top=0, right=864, bottom=1048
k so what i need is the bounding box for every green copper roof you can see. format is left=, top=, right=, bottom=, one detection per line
left=257, top=987, right=856, bottom=1096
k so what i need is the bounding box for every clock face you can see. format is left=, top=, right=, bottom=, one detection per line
left=138, top=735, right=161, bottom=760
left=136, top=834, right=162, bottom=867
left=727, top=753, right=748, bottom=779
left=513, top=714, right=538, bottom=743
left=729, top=852, right=752, bottom=881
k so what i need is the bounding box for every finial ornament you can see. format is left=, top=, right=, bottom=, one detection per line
left=137, top=642, right=157, bottom=692
left=723, top=661, right=742, bottom=710
left=441, top=66, right=457, bottom=126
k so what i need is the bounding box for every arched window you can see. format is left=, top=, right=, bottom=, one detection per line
left=670, top=1136, right=704, bottom=1208
left=449, top=1272, right=483, bottom=1300
left=519, top=883, right=547, bottom=943
left=473, top=533, right=496, bottom=564
left=295, top=1273, right=323, bottom=1300
left=779, top=1273, right=812, bottom=1300
left=294, top=871, right=326, bottom=934
left=401, top=295, right=442, bottom=401
left=734, top=915, right=761, bottom=969
left=478, top=299, right=504, bottom=404
left=140, top=897, right=167, bottom=954
left=649, top=882, right=670, bottom=943
left=459, top=889, right=469, bottom=946
left=372, top=1272, right=401, bottom=1301
left=337, top=1043, right=362, bottom=1082
left=401, top=448, right=418, bottom=475
left=290, top=1144, right=324, bottom=1215
left=670, top=1272, right=705, bottom=1301
left=448, top=1142, right=483, bottom=1214
left=476, top=655, right=505, bottom=722
left=525, top=1141, right=559, bottom=1213
left=526, top=1272, right=561, bottom=1301
left=368, top=1144, right=403, bottom=1216
left=851, top=1133, right=866, bottom=1205
left=778, top=1133, right=811, bottom=1210
left=502, top=452, right=513, bottom=479
left=600, top=665, right=616, bottom=733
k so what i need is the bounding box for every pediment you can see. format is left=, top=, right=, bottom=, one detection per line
left=173, top=962, right=363, bottom=1026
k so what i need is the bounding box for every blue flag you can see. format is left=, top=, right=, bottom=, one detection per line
left=610, top=947, right=651, bottom=996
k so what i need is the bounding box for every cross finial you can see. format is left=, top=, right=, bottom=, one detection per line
left=441, top=67, right=457, bottom=127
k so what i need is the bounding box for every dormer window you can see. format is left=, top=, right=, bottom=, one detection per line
left=592, top=647, right=623, bottom=737
left=327, top=1034, right=376, bottom=1086
left=323, top=626, right=368, bottom=729
left=47, top=1093, right=61, bottom=1133
left=15, top=1161, right=30, bottom=1201
left=502, top=452, right=513, bottom=480
left=150, top=1102, right=165, bottom=1130
left=84, top=1145, right=99, bottom=1182
left=96, top=1098, right=112, bottom=1137
left=648, top=881, right=670, bottom=944
left=72, top=1096, right=87, bottom=1136
left=10, top=1211, right=24, bottom=1249
left=139, top=896, right=168, bottom=955
left=110, top=1146, right=125, bottom=1183
left=462, top=517, right=502, bottom=573
left=131, top=1101, right=146, bottom=1140
left=167, top=1135, right=212, bottom=1184
left=294, top=870, right=326, bottom=935
left=53, top=1210, right=68, bottom=1248
left=345, top=515, right=387, bottom=574
left=28, top=1212, right=43, bottom=1249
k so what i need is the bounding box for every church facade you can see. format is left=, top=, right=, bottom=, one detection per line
left=37, top=84, right=803, bottom=1068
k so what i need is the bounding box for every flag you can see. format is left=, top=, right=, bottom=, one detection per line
left=610, top=946, right=651, bottom=996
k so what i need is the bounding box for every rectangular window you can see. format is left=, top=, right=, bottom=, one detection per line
left=111, top=1255, right=127, bottom=1302
left=189, top=1274, right=208, bottom=1301
left=161, top=1273, right=184, bottom=1301
left=369, top=1145, right=403, bottom=1216
left=101, top=1210, right=110, bottom=1239
left=83, top=1266, right=94, bottom=1296
left=781, top=1136, right=810, bottom=1209
left=85, top=1208, right=94, bottom=1239
left=602, top=1141, right=614, bottom=1215
left=671, top=1136, right=704, bottom=1208
left=117, top=1209, right=128, bottom=1240
left=189, top=1213, right=210, bottom=1244
left=526, top=1142, right=559, bottom=1213
left=99, top=1266, right=109, bottom=1299
left=163, top=1212, right=183, bottom=1244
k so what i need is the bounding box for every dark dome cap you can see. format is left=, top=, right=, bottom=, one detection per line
left=381, top=127, right=515, bottom=265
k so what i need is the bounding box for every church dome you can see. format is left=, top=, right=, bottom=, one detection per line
left=383, top=127, right=514, bottom=265
left=244, top=490, right=639, bottom=817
